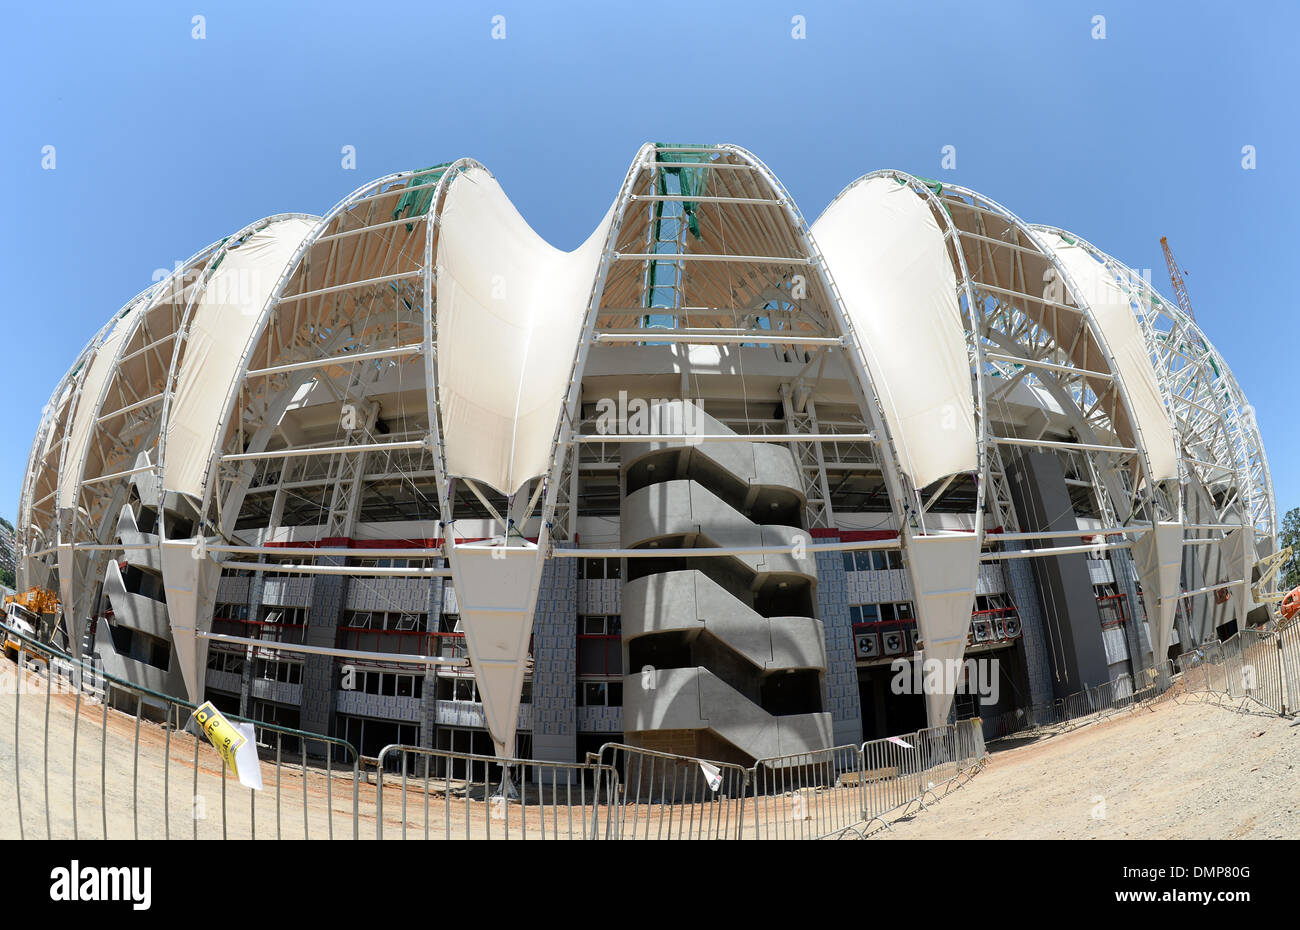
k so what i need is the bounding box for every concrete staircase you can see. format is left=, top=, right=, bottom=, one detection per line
left=618, top=402, right=833, bottom=765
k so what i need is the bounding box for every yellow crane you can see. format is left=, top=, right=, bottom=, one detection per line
left=2, top=586, right=61, bottom=661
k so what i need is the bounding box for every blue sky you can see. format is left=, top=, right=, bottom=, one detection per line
left=1, top=0, right=1294, bottom=526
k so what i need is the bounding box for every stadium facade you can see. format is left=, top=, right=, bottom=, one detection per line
left=15, top=143, right=1277, bottom=766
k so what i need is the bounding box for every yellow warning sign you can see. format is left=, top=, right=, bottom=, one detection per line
left=192, top=701, right=246, bottom=774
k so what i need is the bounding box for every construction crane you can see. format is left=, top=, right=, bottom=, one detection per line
left=2, top=586, right=61, bottom=661
left=1160, top=236, right=1197, bottom=323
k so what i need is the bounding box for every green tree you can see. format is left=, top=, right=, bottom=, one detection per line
left=1279, top=507, right=1300, bottom=591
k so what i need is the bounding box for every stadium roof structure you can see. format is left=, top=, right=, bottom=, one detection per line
left=17, top=143, right=1277, bottom=756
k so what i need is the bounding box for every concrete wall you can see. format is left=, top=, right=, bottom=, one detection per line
left=815, top=540, right=864, bottom=747
left=531, top=553, right=579, bottom=764
left=1006, top=450, right=1110, bottom=695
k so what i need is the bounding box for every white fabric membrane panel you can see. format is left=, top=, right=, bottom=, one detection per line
left=58, top=310, right=140, bottom=509
left=1038, top=231, right=1179, bottom=483
left=435, top=167, right=615, bottom=496
left=163, top=217, right=317, bottom=500
left=812, top=177, right=978, bottom=491
left=906, top=531, right=983, bottom=728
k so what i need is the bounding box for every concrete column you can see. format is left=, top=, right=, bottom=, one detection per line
left=815, top=539, right=863, bottom=748
left=1110, top=548, right=1148, bottom=678
left=1005, top=449, right=1110, bottom=695
left=1001, top=541, right=1056, bottom=706
left=419, top=559, right=445, bottom=750
left=237, top=570, right=268, bottom=718
left=531, top=551, right=578, bottom=764
left=299, top=557, right=348, bottom=744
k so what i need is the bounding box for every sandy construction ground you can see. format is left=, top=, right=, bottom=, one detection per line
left=880, top=695, right=1300, bottom=839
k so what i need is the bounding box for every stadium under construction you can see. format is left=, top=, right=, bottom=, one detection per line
left=14, top=143, right=1278, bottom=768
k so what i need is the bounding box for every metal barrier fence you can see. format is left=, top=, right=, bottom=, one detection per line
left=1178, top=640, right=1229, bottom=696
left=986, top=626, right=1300, bottom=750
left=598, top=742, right=752, bottom=839
left=989, top=672, right=1141, bottom=742
left=0, top=621, right=361, bottom=840
left=371, top=731, right=988, bottom=841
left=357, top=628, right=1300, bottom=838
left=1, top=616, right=988, bottom=841
left=749, top=718, right=987, bottom=840
left=1280, top=623, right=1300, bottom=714
left=364, top=630, right=1300, bottom=840
left=1238, top=629, right=1285, bottom=713
left=374, top=744, right=619, bottom=839
left=750, top=743, right=871, bottom=840
left=378, top=732, right=986, bottom=841
left=47, top=610, right=1300, bottom=840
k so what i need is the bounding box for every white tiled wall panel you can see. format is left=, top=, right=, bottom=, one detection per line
left=433, top=699, right=533, bottom=731
left=577, top=579, right=620, bottom=615
left=345, top=577, right=429, bottom=613
left=845, top=568, right=911, bottom=603
left=1088, top=559, right=1116, bottom=585
left=1101, top=626, right=1129, bottom=665
left=262, top=576, right=313, bottom=607
left=216, top=575, right=252, bottom=604
left=336, top=689, right=423, bottom=723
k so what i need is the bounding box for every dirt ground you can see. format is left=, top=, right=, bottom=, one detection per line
left=880, top=695, right=1300, bottom=840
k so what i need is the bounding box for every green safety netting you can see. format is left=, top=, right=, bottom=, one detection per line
left=655, top=144, right=711, bottom=240
left=393, top=163, right=452, bottom=232
left=209, top=235, right=232, bottom=273
left=642, top=144, right=714, bottom=326
left=899, top=175, right=951, bottom=217
left=916, top=176, right=944, bottom=197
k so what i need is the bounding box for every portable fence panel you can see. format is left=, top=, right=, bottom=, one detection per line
left=858, top=734, right=924, bottom=820
left=373, top=744, right=618, bottom=840
left=1099, top=675, right=1135, bottom=715
left=1238, top=629, right=1284, bottom=713
left=954, top=718, right=984, bottom=763
left=596, top=743, right=750, bottom=840
left=1199, top=641, right=1228, bottom=696
left=915, top=725, right=961, bottom=789
left=1062, top=689, right=1093, bottom=723
left=0, top=623, right=362, bottom=841
left=1139, top=660, right=1177, bottom=705
left=749, top=744, right=865, bottom=840
left=1279, top=624, right=1300, bottom=716
left=0, top=613, right=1047, bottom=844
left=1224, top=635, right=1245, bottom=699
left=1180, top=650, right=1208, bottom=695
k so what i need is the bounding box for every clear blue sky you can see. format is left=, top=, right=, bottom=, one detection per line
left=2, top=1, right=1295, bottom=527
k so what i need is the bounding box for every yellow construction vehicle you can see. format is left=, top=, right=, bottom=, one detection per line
left=2, top=587, right=60, bottom=661
left=1252, top=547, right=1300, bottom=630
